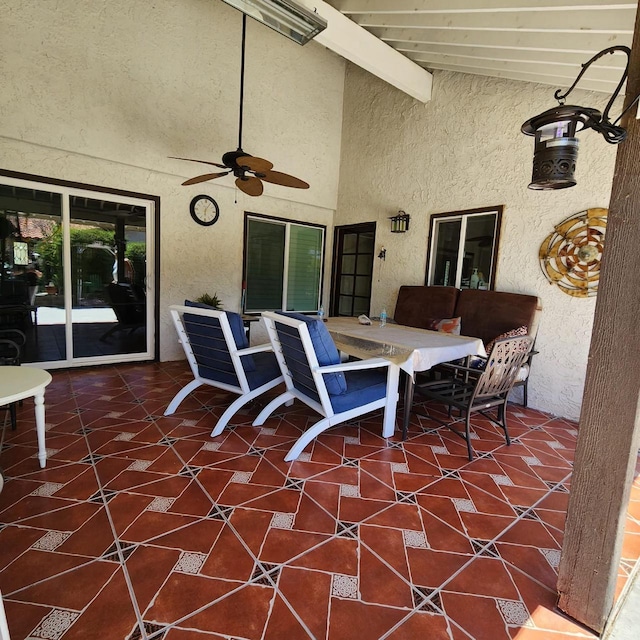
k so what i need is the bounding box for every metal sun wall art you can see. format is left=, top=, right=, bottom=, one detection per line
left=539, top=208, right=607, bottom=298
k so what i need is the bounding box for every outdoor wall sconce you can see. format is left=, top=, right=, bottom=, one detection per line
left=390, top=210, right=410, bottom=233
left=521, top=46, right=639, bottom=190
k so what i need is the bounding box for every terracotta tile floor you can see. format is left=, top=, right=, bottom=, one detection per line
left=1, top=362, right=639, bottom=640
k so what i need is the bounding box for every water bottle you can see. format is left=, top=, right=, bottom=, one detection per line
left=380, top=307, right=387, bottom=327
left=317, top=305, right=325, bottom=321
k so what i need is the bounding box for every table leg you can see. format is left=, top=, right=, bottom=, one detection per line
left=382, top=365, right=400, bottom=438
left=34, top=390, right=47, bottom=468
left=402, top=372, right=415, bottom=441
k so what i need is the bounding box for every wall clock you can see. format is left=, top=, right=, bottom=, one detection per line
left=189, top=195, right=219, bottom=226
left=539, top=208, right=607, bottom=298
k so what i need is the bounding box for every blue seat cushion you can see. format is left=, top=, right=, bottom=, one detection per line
left=276, top=312, right=347, bottom=395
left=330, top=369, right=388, bottom=414
left=245, top=351, right=281, bottom=390
left=184, top=300, right=256, bottom=386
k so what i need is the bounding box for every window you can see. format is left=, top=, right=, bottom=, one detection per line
left=243, top=214, right=324, bottom=313
left=426, top=206, right=503, bottom=290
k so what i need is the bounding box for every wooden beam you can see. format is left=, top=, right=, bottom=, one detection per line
left=374, top=27, right=632, bottom=52
left=406, top=52, right=623, bottom=81
left=299, top=0, right=432, bottom=102
left=414, top=63, right=623, bottom=93
left=333, top=0, right=637, bottom=13
left=556, top=1, right=640, bottom=633
left=353, top=10, right=634, bottom=32
left=392, top=43, right=629, bottom=67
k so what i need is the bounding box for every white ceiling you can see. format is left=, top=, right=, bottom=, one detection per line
left=322, top=0, right=636, bottom=95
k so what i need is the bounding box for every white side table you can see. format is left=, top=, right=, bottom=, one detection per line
left=0, top=366, right=52, bottom=468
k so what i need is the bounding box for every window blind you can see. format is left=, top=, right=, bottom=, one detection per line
left=245, top=219, right=285, bottom=312
left=244, top=216, right=323, bottom=313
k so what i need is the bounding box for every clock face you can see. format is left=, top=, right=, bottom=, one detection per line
left=190, top=196, right=220, bottom=226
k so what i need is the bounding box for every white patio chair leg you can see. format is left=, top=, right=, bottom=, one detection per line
left=382, top=365, right=400, bottom=438
left=253, top=391, right=295, bottom=426
left=164, top=379, right=203, bottom=415
left=284, top=416, right=333, bottom=462
left=211, top=387, right=271, bottom=436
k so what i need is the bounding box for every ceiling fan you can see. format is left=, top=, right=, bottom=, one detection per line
left=170, top=13, right=309, bottom=197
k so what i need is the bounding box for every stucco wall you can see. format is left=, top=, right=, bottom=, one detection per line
left=336, top=65, right=617, bottom=420
left=0, top=0, right=345, bottom=360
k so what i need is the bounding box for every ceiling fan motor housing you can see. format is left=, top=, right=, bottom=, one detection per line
left=222, top=149, right=254, bottom=176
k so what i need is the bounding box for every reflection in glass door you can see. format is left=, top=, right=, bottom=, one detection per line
left=70, top=196, right=148, bottom=359
left=0, top=176, right=156, bottom=367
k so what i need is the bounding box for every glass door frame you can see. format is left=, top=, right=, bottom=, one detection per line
left=0, top=169, right=160, bottom=368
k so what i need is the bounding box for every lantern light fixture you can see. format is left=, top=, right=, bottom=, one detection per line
left=390, top=210, right=410, bottom=233
left=521, top=46, right=639, bottom=190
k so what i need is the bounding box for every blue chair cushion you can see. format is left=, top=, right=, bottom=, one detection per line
left=329, top=369, right=388, bottom=414
left=184, top=300, right=256, bottom=378
left=245, top=351, right=281, bottom=390
left=276, top=312, right=347, bottom=395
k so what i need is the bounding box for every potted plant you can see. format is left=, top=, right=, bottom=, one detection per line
left=196, top=293, right=223, bottom=309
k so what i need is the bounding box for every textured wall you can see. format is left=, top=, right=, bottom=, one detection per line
left=336, top=66, right=618, bottom=420
left=0, top=0, right=345, bottom=360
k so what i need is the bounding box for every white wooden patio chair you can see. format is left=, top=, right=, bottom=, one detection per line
left=255, top=311, right=399, bottom=462
left=165, top=304, right=283, bottom=436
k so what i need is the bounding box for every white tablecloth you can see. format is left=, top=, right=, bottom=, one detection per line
left=326, top=317, right=487, bottom=375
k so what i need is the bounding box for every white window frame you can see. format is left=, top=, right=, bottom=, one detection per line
left=426, top=205, right=503, bottom=290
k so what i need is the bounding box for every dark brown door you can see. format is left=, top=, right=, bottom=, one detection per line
left=330, top=223, right=376, bottom=317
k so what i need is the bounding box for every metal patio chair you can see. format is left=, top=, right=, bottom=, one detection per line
left=0, top=329, right=26, bottom=431
left=414, top=335, right=533, bottom=460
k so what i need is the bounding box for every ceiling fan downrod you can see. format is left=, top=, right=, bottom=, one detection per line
left=237, top=12, right=247, bottom=154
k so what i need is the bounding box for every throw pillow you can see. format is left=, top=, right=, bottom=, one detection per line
left=427, top=316, right=461, bottom=335
left=485, top=325, right=528, bottom=354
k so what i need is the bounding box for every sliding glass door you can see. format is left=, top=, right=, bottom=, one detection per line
left=0, top=175, right=156, bottom=368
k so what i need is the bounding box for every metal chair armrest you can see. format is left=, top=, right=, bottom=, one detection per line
left=0, top=339, right=21, bottom=365
left=0, top=329, right=26, bottom=346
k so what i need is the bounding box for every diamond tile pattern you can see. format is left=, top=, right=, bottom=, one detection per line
left=0, top=362, right=638, bottom=639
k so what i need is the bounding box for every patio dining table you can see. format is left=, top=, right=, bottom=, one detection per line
left=325, top=317, right=487, bottom=438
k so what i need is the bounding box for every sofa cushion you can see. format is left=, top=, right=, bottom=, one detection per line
left=276, top=312, right=347, bottom=396
left=454, top=289, right=540, bottom=346
left=394, top=286, right=459, bottom=330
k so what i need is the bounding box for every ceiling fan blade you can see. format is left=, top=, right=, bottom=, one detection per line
left=260, top=170, right=310, bottom=189
left=236, top=156, right=273, bottom=173
left=169, top=156, right=227, bottom=169
left=181, top=171, right=230, bottom=186
left=235, top=176, right=263, bottom=197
